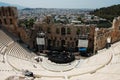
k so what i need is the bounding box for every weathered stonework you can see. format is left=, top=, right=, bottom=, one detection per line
left=0, top=6, right=18, bottom=34
left=94, top=16, right=120, bottom=53
left=1, top=6, right=120, bottom=53
left=32, top=23, right=95, bottom=52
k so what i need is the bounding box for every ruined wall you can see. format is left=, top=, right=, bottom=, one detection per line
left=0, top=6, right=18, bottom=34
left=94, top=28, right=112, bottom=52
left=111, top=17, right=120, bottom=42
left=94, top=16, right=120, bottom=52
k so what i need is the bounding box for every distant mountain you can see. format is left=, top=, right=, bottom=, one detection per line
left=0, top=1, right=26, bottom=9
left=22, top=8, right=34, bottom=10
left=91, top=4, right=120, bottom=21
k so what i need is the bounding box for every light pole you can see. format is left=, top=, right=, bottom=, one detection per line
left=106, top=37, right=111, bottom=48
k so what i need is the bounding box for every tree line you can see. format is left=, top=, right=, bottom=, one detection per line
left=91, top=4, right=120, bottom=21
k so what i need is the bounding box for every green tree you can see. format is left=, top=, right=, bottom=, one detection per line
left=28, top=18, right=35, bottom=27
left=91, top=4, right=120, bottom=21
left=77, top=16, right=83, bottom=23
left=23, top=18, right=35, bottom=29
left=76, top=28, right=80, bottom=35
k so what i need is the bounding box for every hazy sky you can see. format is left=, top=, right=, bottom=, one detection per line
left=0, top=0, right=120, bottom=9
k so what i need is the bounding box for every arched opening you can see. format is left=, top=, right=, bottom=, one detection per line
left=61, top=40, right=66, bottom=51
left=47, top=39, right=52, bottom=50
left=56, top=28, right=60, bottom=34
left=61, top=40, right=65, bottom=46
left=61, top=27, right=66, bottom=35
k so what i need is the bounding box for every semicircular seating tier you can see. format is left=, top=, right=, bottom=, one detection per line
left=0, top=29, right=120, bottom=80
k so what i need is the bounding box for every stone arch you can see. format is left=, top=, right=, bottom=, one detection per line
left=47, top=39, right=52, bottom=49
left=61, top=40, right=65, bottom=46
left=61, top=27, right=66, bottom=35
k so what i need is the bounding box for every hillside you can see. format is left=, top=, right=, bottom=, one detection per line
left=91, top=4, right=120, bottom=21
